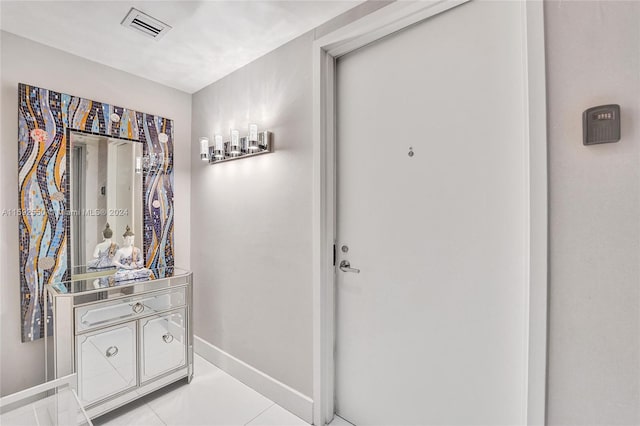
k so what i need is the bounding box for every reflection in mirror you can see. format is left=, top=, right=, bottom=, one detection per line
left=69, top=132, right=143, bottom=277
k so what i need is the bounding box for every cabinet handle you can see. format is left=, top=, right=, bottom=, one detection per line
left=132, top=302, right=144, bottom=314
left=106, top=346, right=119, bottom=358
left=162, top=333, right=174, bottom=344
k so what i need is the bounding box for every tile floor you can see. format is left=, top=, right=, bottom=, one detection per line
left=93, top=355, right=353, bottom=426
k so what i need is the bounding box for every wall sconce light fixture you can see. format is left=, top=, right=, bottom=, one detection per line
left=199, top=124, right=273, bottom=165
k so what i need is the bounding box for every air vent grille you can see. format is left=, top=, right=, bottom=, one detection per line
left=121, top=7, right=171, bottom=40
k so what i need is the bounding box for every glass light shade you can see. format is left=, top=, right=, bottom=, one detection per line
left=258, top=131, right=271, bottom=150
left=214, top=134, right=225, bottom=159
left=199, top=137, right=209, bottom=161
left=230, top=129, right=240, bottom=154
left=248, top=124, right=260, bottom=150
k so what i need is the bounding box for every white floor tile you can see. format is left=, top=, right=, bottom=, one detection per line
left=246, top=404, right=309, bottom=426
left=143, top=355, right=273, bottom=425
left=93, top=399, right=165, bottom=426
left=193, top=354, right=220, bottom=374
left=328, top=415, right=355, bottom=426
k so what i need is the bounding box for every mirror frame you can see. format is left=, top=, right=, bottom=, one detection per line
left=17, top=83, right=175, bottom=342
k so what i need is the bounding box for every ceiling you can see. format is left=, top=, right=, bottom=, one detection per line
left=0, top=1, right=362, bottom=93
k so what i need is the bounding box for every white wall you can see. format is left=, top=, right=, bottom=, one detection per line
left=0, top=31, right=192, bottom=396
left=545, top=1, right=640, bottom=424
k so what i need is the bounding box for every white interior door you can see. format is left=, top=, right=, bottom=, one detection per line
left=335, top=1, right=529, bottom=424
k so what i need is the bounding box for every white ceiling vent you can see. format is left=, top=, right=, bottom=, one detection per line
left=121, top=7, right=171, bottom=40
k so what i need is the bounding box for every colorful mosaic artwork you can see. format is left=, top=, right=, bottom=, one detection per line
left=18, top=83, right=174, bottom=342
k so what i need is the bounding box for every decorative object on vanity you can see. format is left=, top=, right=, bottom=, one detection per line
left=199, top=124, right=273, bottom=164
left=86, top=223, right=118, bottom=270
left=112, top=226, right=152, bottom=282
left=46, top=269, right=193, bottom=420
left=18, top=83, right=175, bottom=342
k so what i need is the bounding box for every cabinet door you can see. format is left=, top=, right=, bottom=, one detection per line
left=76, top=321, right=137, bottom=406
left=140, top=309, right=187, bottom=383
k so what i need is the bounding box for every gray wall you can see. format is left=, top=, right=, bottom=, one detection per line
left=545, top=1, right=640, bottom=424
left=190, top=1, right=389, bottom=398
left=191, top=30, right=314, bottom=396
left=0, top=31, right=192, bottom=397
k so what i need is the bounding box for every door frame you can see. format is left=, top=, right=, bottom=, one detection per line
left=311, top=1, right=548, bottom=425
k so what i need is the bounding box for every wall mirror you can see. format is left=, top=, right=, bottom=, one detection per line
left=69, top=131, right=143, bottom=277
left=18, top=83, right=175, bottom=342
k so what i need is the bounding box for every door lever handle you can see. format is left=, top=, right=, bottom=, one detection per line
left=339, top=260, right=360, bottom=273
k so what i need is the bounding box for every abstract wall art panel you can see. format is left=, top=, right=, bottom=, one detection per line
left=18, top=83, right=174, bottom=342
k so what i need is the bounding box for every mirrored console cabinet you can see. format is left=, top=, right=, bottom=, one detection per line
left=46, top=268, right=193, bottom=419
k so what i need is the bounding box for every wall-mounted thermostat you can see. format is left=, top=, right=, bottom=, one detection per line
left=583, top=104, right=620, bottom=145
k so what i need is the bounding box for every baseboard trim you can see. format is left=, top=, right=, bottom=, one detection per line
left=194, top=336, right=313, bottom=424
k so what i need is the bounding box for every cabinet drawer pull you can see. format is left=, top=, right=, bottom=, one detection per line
left=106, top=346, right=119, bottom=358
left=132, top=302, right=144, bottom=314
left=162, top=333, right=174, bottom=344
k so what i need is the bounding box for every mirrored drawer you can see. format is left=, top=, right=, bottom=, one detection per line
left=139, top=308, right=187, bottom=384
left=75, top=287, right=186, bottom=333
